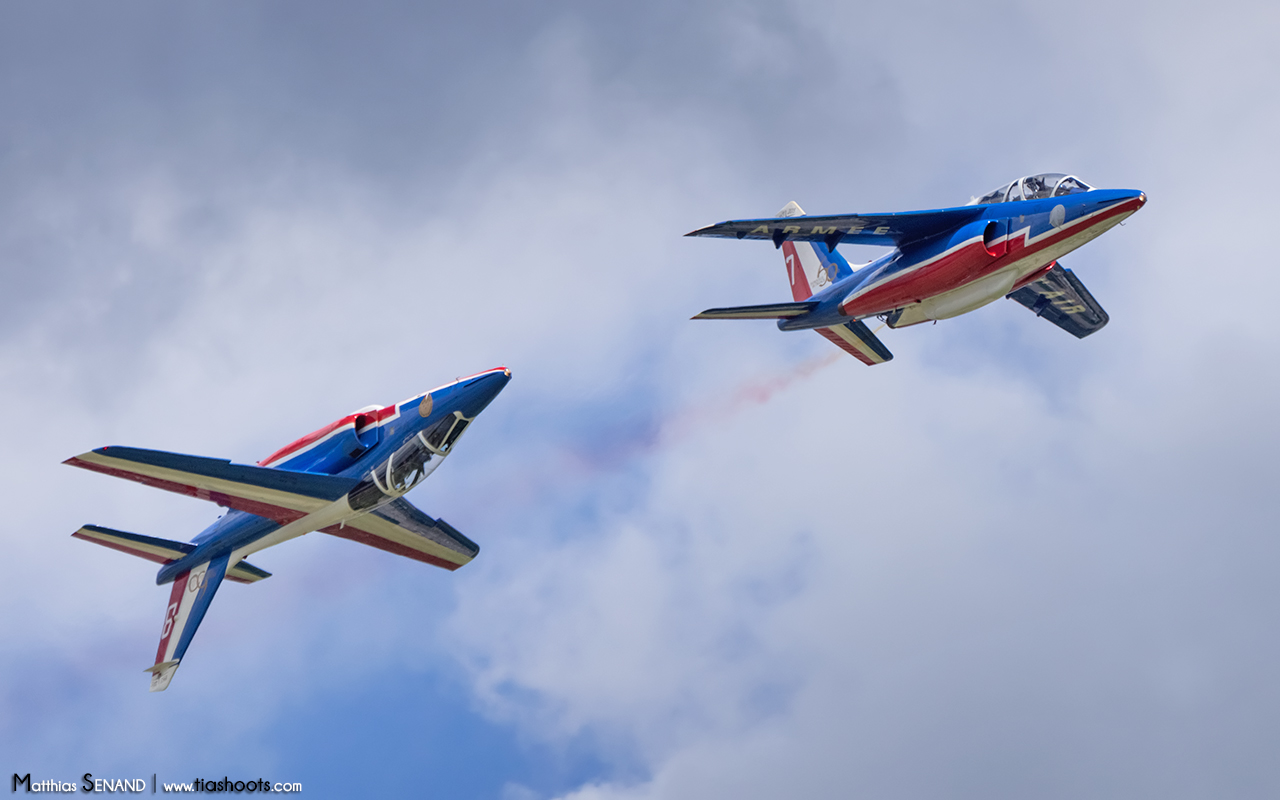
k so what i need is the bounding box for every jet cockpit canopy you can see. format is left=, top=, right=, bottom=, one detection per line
left=970, top=173, right=1092, bottom=205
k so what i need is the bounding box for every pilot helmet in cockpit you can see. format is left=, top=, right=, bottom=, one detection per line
left=970, top=173, right=1093, bottom=206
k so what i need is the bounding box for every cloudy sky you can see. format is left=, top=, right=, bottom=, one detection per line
left=3, top=1, right=1279, bottom=797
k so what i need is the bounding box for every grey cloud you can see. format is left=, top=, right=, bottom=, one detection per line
left=3, top=0, right=1279, bottom=797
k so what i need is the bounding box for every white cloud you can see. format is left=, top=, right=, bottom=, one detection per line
left=3, top=1, right=1279, bottom=796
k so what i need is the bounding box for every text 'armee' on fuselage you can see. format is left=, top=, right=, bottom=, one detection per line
left=686, top=173, right=1146, bottom=365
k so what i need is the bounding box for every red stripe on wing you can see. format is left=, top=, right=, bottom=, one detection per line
left=816, top=327, right=877, bottom=366
left=319, top=524, right=463, bottom=571
left=71, top=531, right=176, bottom=565
left=841, top=198, right=1141, bottom=318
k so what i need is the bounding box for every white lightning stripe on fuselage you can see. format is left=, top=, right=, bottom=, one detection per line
left=840, top=199, right=1136, bottom=314
left=260, top=406, right=403, bottom=469
left=905, top=208, right=1135, bottom=318
left=839, top=233, right=986, bottom=307
left=1008, top=217, right=1127, bottom=274
left=262, top=370, right=505, bottom=469
left=260, top=420, right=359, bottom=468
left=1015, top=197, right=1127, bottom=248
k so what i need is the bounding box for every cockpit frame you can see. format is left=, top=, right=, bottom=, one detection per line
left=369, top=411, right=476, bottom=497
left=970, top=173, right=1092, bottom=206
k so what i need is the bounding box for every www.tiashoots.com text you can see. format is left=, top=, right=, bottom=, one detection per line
left=12, top=774, right=302, bottom=793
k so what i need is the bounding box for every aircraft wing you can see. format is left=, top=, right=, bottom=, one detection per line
left=1007, top=263, right=1110, bottom=339
left=64, top=446, right=359, bottom=525
left=321, top=497, right=480, bottom=571
left=686, top=206, right=985, bottom=248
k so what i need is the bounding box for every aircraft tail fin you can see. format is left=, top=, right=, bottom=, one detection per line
left=776, top=202, right=856, bottom=301
left=150, top=554, right=230, bottom=692
left=74, top=526, right=263, bottom=691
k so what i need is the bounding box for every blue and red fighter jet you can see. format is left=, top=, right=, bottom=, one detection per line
left=66, top=368, right=511, bottom=691
left=687, top=173, right=1146, bottom=364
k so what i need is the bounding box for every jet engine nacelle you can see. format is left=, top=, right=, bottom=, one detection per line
left=349, top=413, right=382, bottom=456
left=316, top=411, right=382, bottom=464
left=884, top=219, right=1016, bottom=327
left=982, top=219, right=1009, bottom=257
left=257, top=407, right=384, bottom=472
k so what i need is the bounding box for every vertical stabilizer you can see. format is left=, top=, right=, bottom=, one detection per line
left=148, top=554, right=229, bottom=692
left=775, top=201, right=805, bottom=219
left=776, top=202, right=854, bottom=301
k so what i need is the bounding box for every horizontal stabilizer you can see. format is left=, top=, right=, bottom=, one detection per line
left=64, top=446, right=358, bottom=525
left=322, top=497, right=480, bottom=570
left=816, top=320, right=894, bottom=366
left=1007, top=263, right=1109, bottom=338
left=686, top=206, right=984, bottom=248
left=73, top=525, right=194, bottom=564
left=73, top=524, right=271, bottom=583
left=692, top=302, right=818, bottom=320
left=226, top=560, right=272, bottom=584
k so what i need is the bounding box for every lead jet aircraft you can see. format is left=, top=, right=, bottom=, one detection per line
left=686, top=173, right=1146, bottom=364
left=65, top=367, right=511, bottom=691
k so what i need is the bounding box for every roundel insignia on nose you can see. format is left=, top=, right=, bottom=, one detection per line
left=419, top=394, right=434, bottom=418
left=1050, top=204, right=1066, bottom=228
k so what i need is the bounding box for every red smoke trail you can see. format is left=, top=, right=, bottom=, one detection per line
left=478, top=352, right=845, bottom=509
left=566, top=350, right=844, bottom=473
left=661, top=351, right=842, bottom=443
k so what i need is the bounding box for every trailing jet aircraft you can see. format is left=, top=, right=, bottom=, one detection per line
left=686, top=173, right=1146, bottom=364
left=65, top=368, right=511, bottom=691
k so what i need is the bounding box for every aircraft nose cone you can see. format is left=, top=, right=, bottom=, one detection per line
left=456, top=368, right=511, bottom=418
left=1138, top=191, right=1147, bottom=207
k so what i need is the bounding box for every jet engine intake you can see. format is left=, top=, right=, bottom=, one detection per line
left=352, top=413, right=381, bottom=455
left=983, top=220, right=1009, bottom=257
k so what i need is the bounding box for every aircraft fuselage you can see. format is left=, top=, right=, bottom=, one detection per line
left=778, top=188, right=1145, bottom=331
